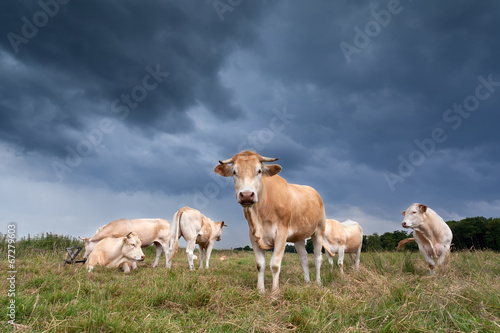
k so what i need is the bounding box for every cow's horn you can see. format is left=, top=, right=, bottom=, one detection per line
left=126, top=232, right=132, bottom=237
left=219, top=158, right=233, bottom=164
left=260, top=156, right=279, bottom=162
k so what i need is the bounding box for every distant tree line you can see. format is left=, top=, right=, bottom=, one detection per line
left=447, top=217, right=500, bottom=251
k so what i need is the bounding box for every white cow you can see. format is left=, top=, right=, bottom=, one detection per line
left=323, top=219, right=363, bottom=273
left=401, top=203, right=453, bottom=274
left=86, top=232, right=145, bottom=273
left=169, top=207, right=225, bottom=270
left=82, top=218, right=171, bottom=268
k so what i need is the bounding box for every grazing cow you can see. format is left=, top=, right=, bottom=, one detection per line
left=214, top=150, right=326, bottom=296
left=86, top=232, right=145, bottom=273
left=169, top=207, right=225, bottom=270
left=401, top=203, right=453, bottom=274
left=323, top=219, right=363, bottom=273
left=82, top=218, right=171, bottom=268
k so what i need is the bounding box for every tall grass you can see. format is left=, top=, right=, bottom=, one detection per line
left=0, top=232, right=84, bottom=257
left=1, top=235, right=499, bottom=332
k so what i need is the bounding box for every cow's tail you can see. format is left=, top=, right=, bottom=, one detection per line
left=168, top=210, right=183, bottom=263
left=397, top=238, right=415, bottom=250
left=322, top=241, right=335, bottom=257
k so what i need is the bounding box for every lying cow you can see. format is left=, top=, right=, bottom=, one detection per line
left=82, top=218, right=171, bottom=268
left=401, top=203, right=453, bottom=274
left=86, top=232, right=145, bottom=273
left=169, top=207, right=225, bottom=270
left=323, top=219, right=363, bottom=273
left=214, top=151, right=326, bottom=296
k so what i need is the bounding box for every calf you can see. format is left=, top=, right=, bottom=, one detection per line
left=323, top=219, right=363, bottom=273
left=82, top=218, right=171, bottom=268
left=401, top=203, right=453, bottom=274
left=86, top=232, right=145, bottom=273
left=169, top=207, right=225, bottom=270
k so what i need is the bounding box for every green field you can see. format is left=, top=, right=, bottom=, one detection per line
left=1, top=243, right=500, bottom=332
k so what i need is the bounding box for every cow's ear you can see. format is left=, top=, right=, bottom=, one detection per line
left=214, top=164, right=232, bottom=177
left=401, top=211, right=406, bottom=216
left=418, top=204, right=428, bottom=213
left=221, top=221, right=226, bottom=227
left=123, top=237, right=127, bottom=244
left=263, top=164, right=282, bottom=176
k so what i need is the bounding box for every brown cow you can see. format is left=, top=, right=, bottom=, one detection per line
left=214, top=150, right=326, bottom=296
left=323, top=219, right=363, bottom=273
left=169, top=207, right=225, bottom=270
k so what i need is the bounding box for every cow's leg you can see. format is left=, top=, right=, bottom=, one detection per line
left=199, top=245, right=206, bottom=269
left=419, top=247, right=436, bottom=274
left=311, top=231, right=324, bottom=286
left=348, top=253, right=355, bottom=266
left=86, top=256, right=98, bottom=272
left=162, top=243, right=172, bottom=269
left=354, top=246, right=361, bottom=269
left=120, top=262, right=131, bottom=273
left=186, top=240, right=196, bottom=271
left=204, top=242, right=215, bottom=269
left=327, top=252, right=334, bottom=269
left=250, top=236, right=266, bottom=295
left=337, top=247, right=345, bottom=274
left=323, top=242, right=334, bottom=268
left=153, top=242, right=162, bottom=268
left=270, top=232, right=287, bottom=296
left=436, top=243, right=450, bottom=267
left=294, top=240, right=310, bottom=283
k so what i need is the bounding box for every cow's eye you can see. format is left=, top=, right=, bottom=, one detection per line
left=412, top=211, right=417, bottom=214
left=257, top=169, right=262, bottom=175
left=232, top=170, right=237, bottom=176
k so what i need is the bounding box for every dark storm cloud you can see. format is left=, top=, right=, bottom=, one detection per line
left=246, top=0, right=500, bottom=170
left=0, top=0, right=270, bottom=157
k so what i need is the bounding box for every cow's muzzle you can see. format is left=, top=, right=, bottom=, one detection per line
left=238, top=191, right=256, bottom=207
left=402, top=222, right=408, bottom=228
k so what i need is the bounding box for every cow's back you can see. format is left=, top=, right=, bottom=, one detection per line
left=341, top=220, right=363, bottom=252
left=91, top=218, right=170, bottom=246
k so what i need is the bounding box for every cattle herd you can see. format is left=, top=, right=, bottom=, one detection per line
left=81, top=150, right=453, bottom=296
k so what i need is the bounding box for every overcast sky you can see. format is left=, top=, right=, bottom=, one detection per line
left=1, top=0, right=499, bottom=250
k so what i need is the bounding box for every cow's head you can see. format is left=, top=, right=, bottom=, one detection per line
left=214, top=151, right=281, bottom=207
left=401, top=203, right=428, bottom=229
left=122, top=232, right=145, bottom=261
left=215, top=221, right=226, bottom=241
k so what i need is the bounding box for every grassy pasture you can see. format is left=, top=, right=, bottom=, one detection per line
left=1, top=245, right=499, bottom=332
